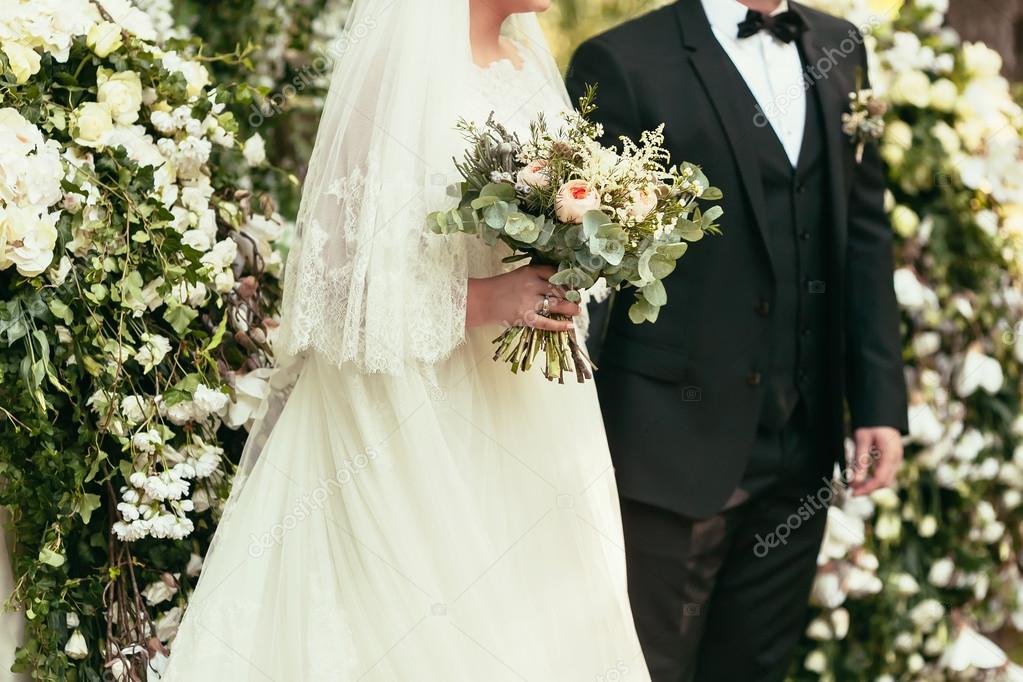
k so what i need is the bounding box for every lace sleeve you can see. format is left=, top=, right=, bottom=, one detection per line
left=275, top=166, right=468, bottom=374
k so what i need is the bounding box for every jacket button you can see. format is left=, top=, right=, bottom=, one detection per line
left=747, top=370, right=762, bottom=387
left=754, top=299, right=770, bottom=316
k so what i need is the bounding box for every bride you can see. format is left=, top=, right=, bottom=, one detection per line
left=162, top=0, right=649, bottom=679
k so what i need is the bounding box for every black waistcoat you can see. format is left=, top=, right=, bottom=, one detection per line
left=746, top=67, right=831, bottom=431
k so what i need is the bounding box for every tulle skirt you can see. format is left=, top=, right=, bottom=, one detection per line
left=162, top=326, right=649, bottom=681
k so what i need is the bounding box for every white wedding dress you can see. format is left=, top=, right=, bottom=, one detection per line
left=162, top=3, right=648, bottom=680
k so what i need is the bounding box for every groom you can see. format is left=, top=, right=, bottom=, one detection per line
left=568, top=0, right=908, bottom=679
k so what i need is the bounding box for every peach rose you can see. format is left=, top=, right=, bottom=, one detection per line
left=555, top=179, right=600, bottom=224
left=516, top=159, right=549, bottom=189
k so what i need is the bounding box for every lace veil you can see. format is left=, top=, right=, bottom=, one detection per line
left=273, top=0, right=564, bottom=375
left=222, top=1, right=566, bottom=502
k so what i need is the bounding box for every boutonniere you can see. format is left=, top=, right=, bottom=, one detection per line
left=842, top=68, right=887, bottom=163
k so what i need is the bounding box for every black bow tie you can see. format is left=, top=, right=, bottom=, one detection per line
left=737, top=9, right=806, bottom=43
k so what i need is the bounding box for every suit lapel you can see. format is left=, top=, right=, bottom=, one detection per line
left=673, top=1, right=776, bottom=277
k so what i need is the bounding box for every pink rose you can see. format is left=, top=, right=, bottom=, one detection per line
left=555, top=179, right=601, bottom=224
left=516, top=160, right=549, bottom=189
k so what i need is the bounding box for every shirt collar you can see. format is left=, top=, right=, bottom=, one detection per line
left=700, top=0, right=791, bottom=38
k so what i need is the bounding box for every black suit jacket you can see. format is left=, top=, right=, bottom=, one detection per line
left=567, top=0, right=908, bottom=518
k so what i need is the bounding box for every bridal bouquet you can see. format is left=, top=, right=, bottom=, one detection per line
left=428, top=87, right=722, bottom=383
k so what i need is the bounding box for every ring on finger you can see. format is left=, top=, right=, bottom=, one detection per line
left=541, top=294, right=551, bottom=316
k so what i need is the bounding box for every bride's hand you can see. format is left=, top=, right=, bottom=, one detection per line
left=466, top=266, right=580, bottom=332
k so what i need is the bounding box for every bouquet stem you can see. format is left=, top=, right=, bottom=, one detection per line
left=492, top=315, right=596, bottom=384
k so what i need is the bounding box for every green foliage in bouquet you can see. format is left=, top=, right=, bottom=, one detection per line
left=0, top=1, right=283, bottom=678
left=428, top=87, right=721, bottom=383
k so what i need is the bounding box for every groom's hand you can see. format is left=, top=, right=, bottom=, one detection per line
left=849, top=427, right=904, bottom=496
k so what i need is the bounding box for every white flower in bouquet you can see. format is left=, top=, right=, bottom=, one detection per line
left=1, top=40, right=41, bottom=84
left=830, top=607, right=850, bottom=639
left=242, top=133, right=267, bottom=166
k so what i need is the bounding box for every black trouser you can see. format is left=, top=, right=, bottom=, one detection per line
left=621, top=405, right=833, bottom=682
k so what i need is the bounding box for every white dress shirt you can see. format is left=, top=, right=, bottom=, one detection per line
left=699, top=0, right=807, bottom=167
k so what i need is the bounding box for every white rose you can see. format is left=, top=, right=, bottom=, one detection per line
left=242, top=133, right=266, bottom=166
left=97, top=69, right=143, bottom=125
left=889, top=70, right=931, bottom=108
left=87, top=21, right=123, bottom=58
left=200, top=238, right=238, bottom=270
left=0, top=206, right=59, bottom=277
left=64, top=629, right=89, bottom=660
left=624, top=186, right=659, bottom=223
left=555, top=179, right=601, bottom=224
left=929, top=78, right=958, bottom=112
left=74, top=102, right=114, bottom=148
left=962, top=42, right=1003, bottom=78
left=1, top=41, right=41, bottom=84
left=161, top=52, right=210, bottom=99
left=874, top=512, right=901, bottom=541
left=516, top=160, right=549, bottom=189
